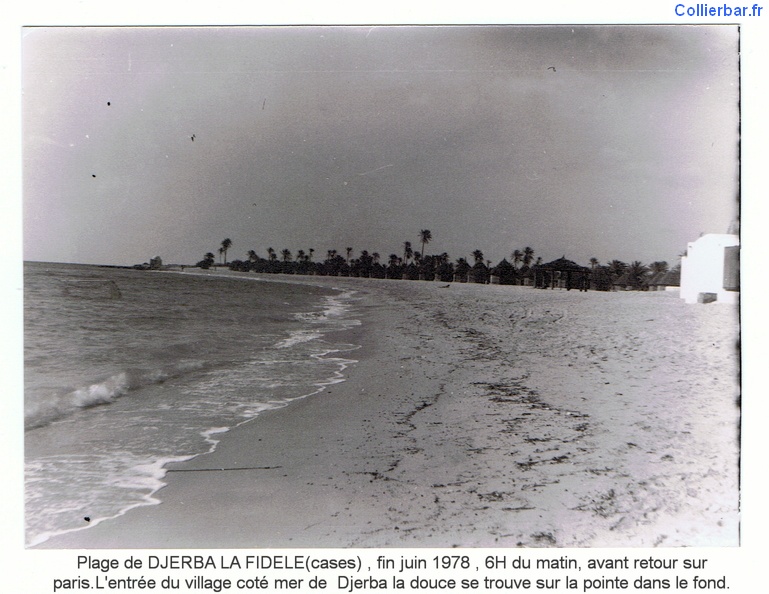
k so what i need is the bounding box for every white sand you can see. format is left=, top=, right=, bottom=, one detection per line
left=38, top=276, right=740, bottom=548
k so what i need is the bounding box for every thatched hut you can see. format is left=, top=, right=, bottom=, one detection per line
left=533, top=257, right=590, bottom=291
left=612, top=272, right=633, bottom=291
left=403, top=263, right=420, bottom=281
left=489, top=259, right=517, bottom=285
left=518, top=265, right=534, bottom=286
left=647, top=270, right=680, bottom=292
left=468, top=262, right=490, bottom=284
left=657, top=268, right=681, bottom=291
left=453, top=259, right=471, bottom=283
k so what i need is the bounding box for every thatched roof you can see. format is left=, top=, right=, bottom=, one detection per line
left=535, top=257, right=588, bottom=271
left=454, top=260, right=471, bottom=273
left=612, top=272, right=632, bottom=287
left=490, top=258, right=515, bottom=274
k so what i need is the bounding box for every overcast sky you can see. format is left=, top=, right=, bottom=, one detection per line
left=22, top=25, right=739, bottom=267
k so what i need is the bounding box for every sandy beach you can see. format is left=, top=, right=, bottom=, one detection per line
left=37, top=275, right=740, bottom=548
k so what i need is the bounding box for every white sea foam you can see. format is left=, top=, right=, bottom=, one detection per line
left=26, top=453, right=197, bottom=548
left=274, top=329, right=324, bottom=349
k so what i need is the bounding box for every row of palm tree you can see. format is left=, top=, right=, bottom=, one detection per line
left=585, top=259, right=674, bottom=291
left=194, top=233, right=674, bottom=291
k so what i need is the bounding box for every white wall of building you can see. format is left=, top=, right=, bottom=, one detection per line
left=680, top=234, right=739, bottom=304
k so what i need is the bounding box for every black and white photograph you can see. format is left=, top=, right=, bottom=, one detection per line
left=21, top=23, right=742, bottom=550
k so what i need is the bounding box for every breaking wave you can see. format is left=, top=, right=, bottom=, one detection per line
left=24, top=361, right=207, bottom=430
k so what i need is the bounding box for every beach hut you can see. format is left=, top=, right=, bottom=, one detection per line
left=517, top=266, right=535, bottom=287
left=588, top=267, right=613, bottom=291
left=680, top=233, right=739, bottom=304
left=489, top=259, right=517, bottom=285
left=647, top=269, right=680, bottom=292
left=435, top=262, right=454, bottom=283
left=468, top=262, right=490, bottom=284
left=453, top=260, right=471, bottom=283
left=517, top=265, right=532, bottom=286
left=612, top=271, right=634, bottom=291
left=533, top=257, right=590, bottom=291
left=658, top=268, right=681, bottom=292
left=403, top=264, right=420, bottom=281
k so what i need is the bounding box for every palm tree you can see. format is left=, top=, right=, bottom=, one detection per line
left=346, top=247, right=353, bottom=264
left=308, top=248, right=315, bottom=262
left=281, top=249, right=293, bottom=262
left=511, top=249, right=523, bottom=269
left=220, top=238, right=233, bottom=264
left=267, top=247, right=277, bottom=261
left=196, top=252, right=212, bottom=269
left=419, top=229, right=432, bottom=259
left=589, top=257, right=599, bottom=270
left=471, top=249, right=484, bottom=264
left=649, top=261, right=669, bottom=274
left=403, top=241, right=413, bottom=265
left=218, top=246, right=225, bottom=264
left=356, top=250, right=373, bottom=277
left=523, top=247, right=535, bottom=268
left=607, top=260, right=628, bottom=279
left=627, top=260, right=650, bottom=290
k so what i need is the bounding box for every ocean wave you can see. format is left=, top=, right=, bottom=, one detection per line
left=25, top=452, right=196, bottom=548
left=24, top=360, right=206, bottom=430
left=25, top=271, right=366, bottom=546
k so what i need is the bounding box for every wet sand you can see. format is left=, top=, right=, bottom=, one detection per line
left=37, top=277, right=740, bottom=548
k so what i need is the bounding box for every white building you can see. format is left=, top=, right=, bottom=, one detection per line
left=680, top=234, right=739, bottom=304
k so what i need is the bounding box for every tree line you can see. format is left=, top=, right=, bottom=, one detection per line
left=194, top=232, right=674, bottom=291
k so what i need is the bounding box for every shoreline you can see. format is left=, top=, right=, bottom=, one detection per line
left=25, top=270, right=363, bottom=548
left=36, top=276, right=740, bottom=548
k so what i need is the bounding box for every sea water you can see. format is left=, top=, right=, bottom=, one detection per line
left=23, top=262, right=360, bottom=546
